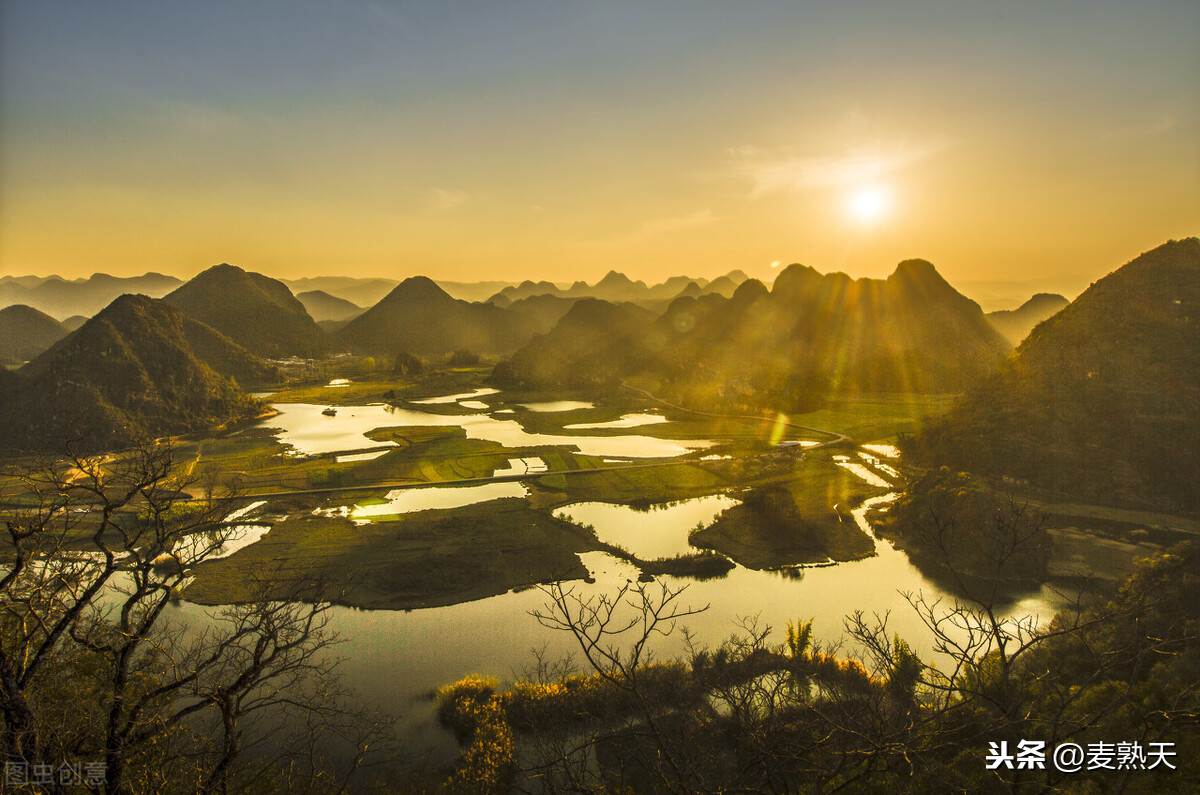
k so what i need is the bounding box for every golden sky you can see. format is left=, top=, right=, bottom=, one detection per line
left=1, top=1, right=1197, bottom=291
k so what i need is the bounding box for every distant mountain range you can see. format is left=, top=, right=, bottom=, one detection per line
left=6, top=244, right=1195, bottom=486
left=487, top=269, right=749, bottom=306
left=911, top=238, right=1200, bottom=512
left=493, top=260, right=1010, bottom=410
left=0, top=305, right=70, bottom=365
left=164, top=264, right=327, bottom=358
left=2, top=269, right=754, bottom=326
left=280, top=276, right=402, bottom=308
left=986, top=293, right=1070, bottom=345
left=0, top=273, right=183, bottom=318
left=296, top=290, right=364, bottom=323
left=0, top=295, right=266, bottom=453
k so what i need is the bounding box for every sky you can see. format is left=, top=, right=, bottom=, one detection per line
left=1, top=0, right=1197, bottom=293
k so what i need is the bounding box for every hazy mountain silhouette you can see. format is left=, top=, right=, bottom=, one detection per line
left=0, top=295, right=264, bottom=453
left=281, top=276, right=400, bottom=308
left=494, top=260, right=1010, bottom=410
left=337, top=276, right=537, bottom=355
left=0, top=273, right=183, bottom=318
left=700, top=274, right=738, bottom=297
left=485, top=270, right=751, bottom=306
left=296, top=290, right=364, bottom=323
left=489, top=280, right=562, bottom=304
left=504, top=294, right=581, bottom=334
left=986, top=293, right=1070, bottom=344
left=589, top=271, right=647, bottom=301
left=0, top=305, right=70, bottom=365
left=911, top=238, right=1200, bottom=511
left=490, top=298, right=656, bottom=389
left=164, top=263, right=326, bottom=357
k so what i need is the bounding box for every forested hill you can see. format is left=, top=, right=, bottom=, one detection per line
left=336, top=276, right=539, bottom=355
left=493, top=259, right=1010, bottom=411
left=490, top=298, right=657, bottom=389
left=986, top=293, right=1070, bottom=345
left=909, top=238, right=1200, bottom=512
left=0, top=305, right=69, bottom=365
left=164, top=263, right=327, bottom=358
left=0, top=295, right=264, bottom=453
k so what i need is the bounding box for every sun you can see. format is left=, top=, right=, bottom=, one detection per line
left=846, top=185, right=891, bottom=225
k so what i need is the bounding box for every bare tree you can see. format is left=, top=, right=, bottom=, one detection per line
left=0, top=442, right=390, bottom=794
left=463, top=496, right=1200, bottom=793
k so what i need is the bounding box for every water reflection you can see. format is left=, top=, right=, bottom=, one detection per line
left=336, top=450, right=390, bottom=463
left=411, top=388, right=499, bottom=405
left=169, top=490, right=1069, bottom=763
left=350, top=482, right=528, bottom=518
left=834, top=454, right=893, bottom=488
left=265, top=403, right=403, bottom=456
left=229, top=399, right=1070, bottom=761
left=262, top=402, right=712, bottom=459
left=518, top=400, right=594, bottom=412
left=563, top=413, right=669, bottom=430
left=555, top=495, right=739, bottom=559
left=492, top=457, right=548, bottom=476
left=861, top=443, right=900, bottom=458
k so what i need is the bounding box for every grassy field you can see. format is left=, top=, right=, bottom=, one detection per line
left=4, top=369, right=948, bottom=606
left=529, top=461, right=729, bottom=510
left=787, top=393, right=956, bottom=442
left=263, top=366, right=492, bottom=406
left=689, top=460, right=880, bottom=569
left=184, top=497, right=602, bottom=609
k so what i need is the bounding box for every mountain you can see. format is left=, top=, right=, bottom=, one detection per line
left=0, top=276, right=55, bottom=289
left=589, top=271, right=647, bottom=302
left=177, top=317, right=280, bottom=387
left=490, top=299, right=656, bottom=390
left=493, top=259, right=1010, bottom=411
left=485, top=272, right=729, bottom=306
left=0, top=273, right=184, bottom=318
left=296, top=290, right=364, bottom=323
left=435, top=280, right=517, bottom=302
left=164, top=264, right=326, bottom=358
left=337, top=276, right=538, bottom=355
left=0, top=305, right=70, bottom=365
left=656, top=275, right=700, bottom=296
left=0, top=366, right=19, bottom=393
left=281, top=276, right=399, bottom=307
left=488, top=280, right=563, bottom=304
left=0, top=295, right=264, bottom=453
left=504, top=294, right=580, bottom=335
left=700, top=275, right=738, bottom=297
left=910, top=239, right=1200, bottom=512
left=986, top=293, right=1070, bottom=345
left=286, top=276, right=516, bottom=307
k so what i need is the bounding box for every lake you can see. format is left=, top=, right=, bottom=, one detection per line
left=195, top=389, right=1068, bottom=761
